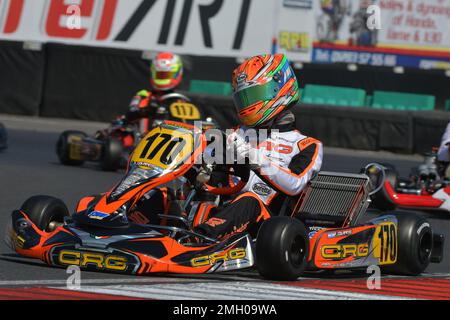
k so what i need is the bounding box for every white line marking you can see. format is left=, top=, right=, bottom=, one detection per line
left=0, top=277, right=217, bottom=287
left=0, top=273, right=448, bottom=288
left=62, top=282, right=413, bottom=300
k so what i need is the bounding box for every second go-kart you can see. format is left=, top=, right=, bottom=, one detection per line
left=55, top=93, right=206, bottom=171
left=6, top=121, right=444, bottom=280
left=370, top=150, right=450, bottom=214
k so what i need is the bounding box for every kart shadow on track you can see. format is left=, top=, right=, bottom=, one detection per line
left=0, top=253, right=54, bottom=269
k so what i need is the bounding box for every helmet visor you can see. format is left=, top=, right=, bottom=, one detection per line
left=155, top=70, right=179, bottom=80
left=233, top=81, right=279, bottom=111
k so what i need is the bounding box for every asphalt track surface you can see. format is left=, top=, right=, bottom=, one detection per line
left=1, top=114, right=450, bottom=299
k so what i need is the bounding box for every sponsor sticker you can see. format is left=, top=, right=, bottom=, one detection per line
left=252, top=183, right=272, bottom=196
left=58, top=250, right=128, bottom=271
left=191, top=248, right=247, bottom=267
left=88, top=211, right=109, bottom=220
left=308, top=231, right=317, bottom=239
left=327, top=229, right=352, bottom=238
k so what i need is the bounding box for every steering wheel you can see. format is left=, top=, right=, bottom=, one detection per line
left=203, top=163, right=250, bottom=195
left=363, top=163, right=387, bottom=196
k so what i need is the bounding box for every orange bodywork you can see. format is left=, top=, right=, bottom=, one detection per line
left=10, top=209, right=251, bottom=275
left=8, top=120, right=396, bottom=276
left=308, top=225, right=377, bottom=269
left=85, top=121, right=206, bottom=215
left=8, top=121, right=254, bottom=275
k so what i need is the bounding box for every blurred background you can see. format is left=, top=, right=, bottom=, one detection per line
left=0, top=0, right=450, bottom=285
left=0, top=0, right=449, bottom=153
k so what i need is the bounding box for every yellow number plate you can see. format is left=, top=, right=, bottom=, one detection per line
left=373, top=222, right=398, bottom=265
left=169, top=102, right=201, bottom=121
left=69, top=136, right=83, bottom=160
left=131, top=126, right=193, bottom=170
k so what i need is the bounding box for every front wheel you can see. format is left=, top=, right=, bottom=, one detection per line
left=256, top=217, right=309, bottom=281
left=101, top=137, right=123, bottom=171
left=20, top=195, right=70, bottom=232
left=383, top=212, right=433, bottom=276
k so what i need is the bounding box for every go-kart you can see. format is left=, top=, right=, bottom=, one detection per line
left=370, top=151, right=450, bottom=214
left=5, top=121, right=444, bottom=280
left=55, top=93, right=207, bottom=171
left=0, top=122, right=7, bottom=150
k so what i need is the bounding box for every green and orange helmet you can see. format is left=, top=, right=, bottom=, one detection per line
left=150, top=52, right=183, bottom=91
left=232, top=54, right=300, bottom=127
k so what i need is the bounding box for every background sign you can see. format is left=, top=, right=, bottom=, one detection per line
left=311, top=0, right=450, bottom=69
left=0, top=0, right=276, bottom=57
left=0, top=0, right=449, bottom=69
left=277, top=0, right=314, bottom=62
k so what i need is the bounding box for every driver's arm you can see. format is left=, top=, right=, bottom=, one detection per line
left=255, top=140, right=323, bottom=197
left=125, top=90, right=152, bottom=122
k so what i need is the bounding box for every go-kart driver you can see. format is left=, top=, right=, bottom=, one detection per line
left=88, top=51, right=186, bottom=171
left=129, top=54, right=323, bottom=238
left=115, top=52, right=185, bottom=134
left=191, top=54, right=324, bottom=240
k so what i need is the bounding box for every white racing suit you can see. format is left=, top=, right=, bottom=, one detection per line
left=438, top=122, right=450, bottom=179
left=438, top=122, right=450, bottom=163
left=194, top=123, right=323, bottom=240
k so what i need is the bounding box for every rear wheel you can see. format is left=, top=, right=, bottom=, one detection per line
left=383, top=212, right=433, bottom=276
left=21, top=195, right=70, bottom=232
left=56, top=130, right=87, bottom=166
left=256, top=217, right=309, bottom=281
left=101, top=137, right=123, bottom=171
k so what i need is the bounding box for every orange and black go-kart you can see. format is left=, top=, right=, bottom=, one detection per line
left=5, top=121, right=444, bottom=280
left=55, top=93, right=210, bottom=171
left=369, top=150, right=450, bottom=215
left=0, top=122, right=7, bottom=150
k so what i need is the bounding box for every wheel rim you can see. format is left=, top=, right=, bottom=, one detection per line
left=47, top=221, right=63, bottom=232
left=290, top=235, right=306, bottom=268
left=418, top=230, right=432, bottom=264
left=46, top=213, right=65, bottom=232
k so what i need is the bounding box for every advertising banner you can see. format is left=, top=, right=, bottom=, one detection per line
left=0, top=0, right=276, bottom=57
left=276, top=0, right=315, bottom=62
left=0, top=0, right=449, bottom=70
left=311, top=0, right=450, bottom=70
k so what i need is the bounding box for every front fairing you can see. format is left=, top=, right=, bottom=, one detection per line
left=110, top=165, right=163, bottom=200
left=74, top=121, right=205, bottom=228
